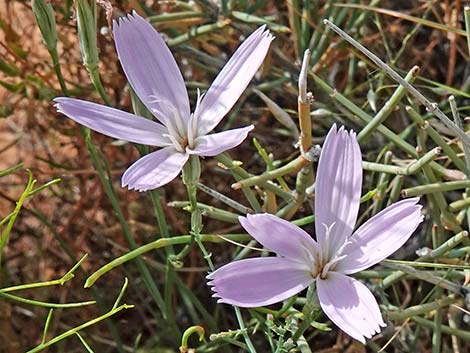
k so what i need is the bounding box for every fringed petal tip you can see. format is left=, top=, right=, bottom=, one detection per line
left=336, top=196, right=423, bottom=274
left=195, top=25, right=274, bottom=135
left=317, top=273, right=385, bottom=344
left=326, top=123, right=359, bottom=140
left=361, top=320, right=386, bottom=342
left=207, top=283, right=224, bottom=301
left=206, top=271, right=217, bottom=280
left=204, top=257, right=313, bottom=308
left=53, top=97, right=65, bottom=107
left=113, top=10, right=143, bottom=29
left=121, top=183, right=149, bottom=193
left=121, top=180, right=160, bottom=193
left=315, top=123, right=362, bottom=253
left=121, top=178, right=151, bottom=192
left=260, top=25, right=275, bottom=42
left=120, top=147, right=188, bottom=192
left=406, top=196, right=422, bottom=208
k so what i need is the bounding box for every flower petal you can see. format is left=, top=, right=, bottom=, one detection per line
left=122, top=147, right=189, bottom=191
left=195, top=26, right=273, bottom=135
left=54, top=97, right=170, bottom=146
left=113, top=12, right=190, bottom=125
left=336, top=197, right=423, bottom=274
left=239, top=213, right=319, bottom=264
left=191, top=125, right=254, bottom=157
left=207, top=257, right=313, bottom=307
left=317, top=272, right=385, bottom=344
left=315, top=124, right=362, bottom=257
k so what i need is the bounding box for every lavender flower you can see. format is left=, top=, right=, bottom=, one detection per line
left=207, top=124, right=423, bottom=343
left=54, top=11, right=273, bottom=191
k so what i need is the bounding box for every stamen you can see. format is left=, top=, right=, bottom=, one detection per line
left=319, top=235, right=352, bottom=278
left=187, top=114, right=196, bottom=149
left=335, top=237, right=352, bottom=258
left=320, top=222, right=335, bottom=263
left=148, top=95, right=187, bottom=139
left=193, top=88, right=205, bottom=119
left=164, top=134, right=185, bottom=153
left=192, top=89, right=205, bottom=136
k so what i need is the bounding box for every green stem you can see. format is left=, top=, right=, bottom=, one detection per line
left=232, top=156, right=307, bottom=190
left=382, top=230, right=468, bottom=288
left=168, top=19, right=231, bottom=46
left=1, top=254, right=87, bottom=293
left=406, top=106, right=467, bottom=172
left=432, top=288, right=443, bottom=353
left=81, top=129, right=167, bottom=316
left=357, top=66, right=419, bottom=142
left=25, top=304, right=134, bottom=353
left=465, top=6, right=470, bottom=56
left=402, top=180, right=470, bottom=197
left=216, top=153, right=293, bottom=202
left=0, top=171, right=36, bottom=265
left=85, top=233, right=250, bottom=287
left=310, top=70, right=451, bottom=180
left=49, top=48, right=68, bottom=94
left=324, top=19, right=470, bottom=149
left=169, top=201, right=240, bottom=223
left=182, top=156, right=257, bottom=353
left=180, top=326, right=205, bottom=352
left=382, top=262, right=464, bottom=294
left=411, top=316, right=470, bottom=341
left=0, top=292, right=95, bottom=308
left=234, top=306, right=258, bottom=353
left=148, top=11, right=204, bottom=23
left=372, top=151, right=393, bottom=215
left=88, top=67, right=112, bottom=106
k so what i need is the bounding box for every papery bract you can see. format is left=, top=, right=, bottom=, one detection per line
left=207, top=124, right=423, bottom=343
left=54, top=11, right=273, bottom=191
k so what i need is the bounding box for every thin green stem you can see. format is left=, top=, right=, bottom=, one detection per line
left=402, top=180, right=470, bottom=197
left=464, top=6, right=470, bottom=57
left=41, top=309, right=54, bottom=344
left=88, top=68, right=112, bottom=106
left=382, top=230, right=468, bottom=288
left=234, top=306, right=258, bottom=353
left=324, top=19, right=470, bottom=148
left=357, top=66, right=419, bottom=142
left=216, top=153, right=293, bottom=203
left=372, top=151, right=392, bottom=214
left=0, top=292, right=95, bottom=308
left=85, top=233, right=250, bottom=287
left=81, top=129, right=167, bottom=316
left=411, top=316, right=470, bottom=341
left=168, top=19, right=231, bottom=46
left=25, top=304, right=134, bottom=353
left=1, top=254, right=87, bottom=293
left=406, top=106, right=467, bottom=172
left=386, top=295, right=459, bottom=320
left=50, top=48, right=68, bottom=94
left=232, top=156, right=307, bottom=190
left=169, top=201, right=240, bottom=223
left=0, top=171, right=36, bottom=265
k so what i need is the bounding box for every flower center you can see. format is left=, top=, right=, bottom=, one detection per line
left=148, top=93, right=202, bottom=153
left=181, top=136, right=189, bottom=149
left=311, top=223, right=351, bottom=279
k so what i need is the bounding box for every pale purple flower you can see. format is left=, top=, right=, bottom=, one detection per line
left=54, top=11, right=273, bottom=191
left=207, top=124, right=423, bottom=343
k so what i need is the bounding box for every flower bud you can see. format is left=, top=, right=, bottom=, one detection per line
left=75, top=0, right=99, bottom=72
left=32, top=0, right=58, bottom=52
